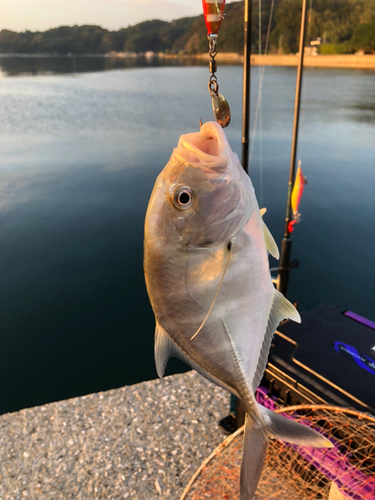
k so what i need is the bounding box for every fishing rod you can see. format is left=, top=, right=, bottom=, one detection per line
left=277, top=0, right=308, bottom=297
left=228, top=0, right=309, bottom=432
left=241, top=0, right=252, bottom=174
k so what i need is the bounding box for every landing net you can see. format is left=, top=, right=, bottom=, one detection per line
left=180, top=405, right=375, bottom=500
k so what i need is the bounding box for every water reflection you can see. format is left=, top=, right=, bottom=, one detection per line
left=0, top=54, right=207, bottom=77
left=352, top=102, right=375, bottom=123
left=0, top=59, right=373, bottom=414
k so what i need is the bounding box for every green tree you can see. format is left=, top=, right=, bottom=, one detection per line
left=0, top=0, right=374, bottom=56
left=269, top=0, right=302, bottom=53
left=349, top=21, right=375, bottom=52
left=269, top=0, right=375, bottom=53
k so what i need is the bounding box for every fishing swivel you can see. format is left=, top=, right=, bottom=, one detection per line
left=202, top=0, right=231, bottom=128
left=207, top=34, right=231, bottom=129
left=208, top=34, right=219, bottom=95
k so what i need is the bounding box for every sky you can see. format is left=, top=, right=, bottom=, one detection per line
left=0, top=0, right=237, bottom=32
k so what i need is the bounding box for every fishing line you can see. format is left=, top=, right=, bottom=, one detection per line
left=307, top=0, right=313, bottom=44
left=249, top=0, right=275, bottom=206
left=190, top=243, right=232, bottom=341
left=302, top=0, right=313, bottom=103
left=250, top=0, right=274, bottom=165
left=258, top=0, right=263, bottom=208
left=298, top=0, right=313, bottom=168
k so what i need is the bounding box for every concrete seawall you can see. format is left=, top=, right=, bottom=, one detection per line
left=250, top=54, right=375, bottom=69
left=186, top=53, right=375, bottom=69
left=0, top=372, right=228, bottom=499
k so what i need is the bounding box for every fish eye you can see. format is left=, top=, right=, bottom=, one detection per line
left=179, top=191, right=190, bottom=204
left=172, top=186, right=193, bottom=211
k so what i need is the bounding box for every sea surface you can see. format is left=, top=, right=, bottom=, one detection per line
left=0, top=56, right=374, bottom=414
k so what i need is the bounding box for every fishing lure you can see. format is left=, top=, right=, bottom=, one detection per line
left=288, top=162, right=306, bottom=233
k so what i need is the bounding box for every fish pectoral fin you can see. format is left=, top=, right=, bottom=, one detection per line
left=190, top=241, right=232, bottom=341
left=155, top=322, right=240, bottom=398
left=262, top=221, right=279, bottom=259
left=258, top=405, right=333, bottom=448
left=260, top=207, right=267, bottom=217
left=240, top=415, right=268, bottom=500
left=252, top=290, right=300, bottom=391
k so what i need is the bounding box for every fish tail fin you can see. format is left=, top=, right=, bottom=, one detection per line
left=240, top=414, right=268, bottom=500
left=239, top=405, right=333, bottom=499
left=259, top=405, right=333, bottom=448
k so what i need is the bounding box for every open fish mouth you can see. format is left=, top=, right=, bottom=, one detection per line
left=176, top=122, right=229, bottom=179
left=180, top=123, right=221, bottom=156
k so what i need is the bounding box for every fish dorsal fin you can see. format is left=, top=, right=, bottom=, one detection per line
left=263, top=221, right=279, bottom=259
left=260, top=208, right=267, bottom=217
left=155, top=322, right=239, bottom=397
left=252, top=290, right=300, bottom=391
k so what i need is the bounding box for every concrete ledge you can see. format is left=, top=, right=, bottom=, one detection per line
left=0, top=371, right=229, bottom=499
left=176, top=53, right=375, bottom=68
left=250, top=54, right=375, bottom=68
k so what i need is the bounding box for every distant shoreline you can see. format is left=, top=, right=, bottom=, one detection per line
left=1, top=53, right=375, bottom=69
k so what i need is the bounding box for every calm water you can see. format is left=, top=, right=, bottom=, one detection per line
left=0, top=56, right=374, bottom=414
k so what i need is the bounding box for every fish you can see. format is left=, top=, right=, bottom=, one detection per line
left=144, top=122, right=332, bottom=499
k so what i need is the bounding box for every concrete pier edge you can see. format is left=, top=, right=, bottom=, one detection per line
left=0, top=371, right=229, bottom=499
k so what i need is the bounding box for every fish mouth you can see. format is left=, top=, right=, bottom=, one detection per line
left=179, top=122, right=224, bottom=157
left=176, top=122, right=228, bottom=178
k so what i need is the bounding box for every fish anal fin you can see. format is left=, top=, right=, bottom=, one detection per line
left=258, top=405, right=333, bottom=448
left=252, top=290, right=300, bottom=391
left=240, top=415, right=268, bottom=500
left=155, top=323, right=239, bottom=397
left=155, top=323, right=174, bottom=378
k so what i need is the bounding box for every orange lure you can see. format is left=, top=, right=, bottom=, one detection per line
left=202, top=0, right=226, bottom=35
left=288, top=162, right=306, bottom=233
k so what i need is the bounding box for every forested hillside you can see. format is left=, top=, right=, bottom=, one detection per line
left=0, top=0, right=374, bottom=55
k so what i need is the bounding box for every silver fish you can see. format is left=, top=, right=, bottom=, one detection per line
left=144, top=122, right=332, bottom=499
